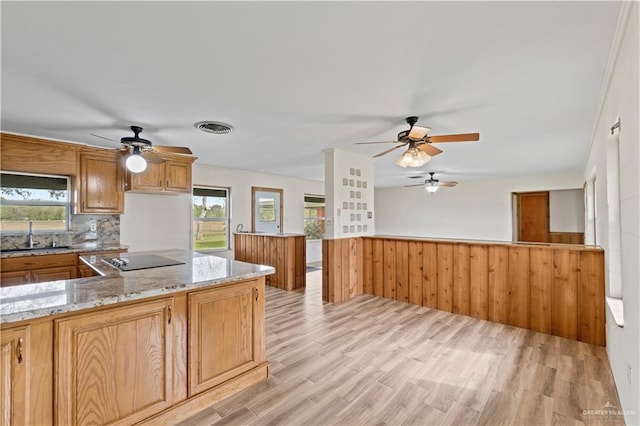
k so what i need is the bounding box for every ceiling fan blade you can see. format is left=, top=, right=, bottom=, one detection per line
left=373, top=143, right=407, bottom=158
left=355, top=140, right=401, bottom=145
left=404, top=183, right=424, bottom=188
left=416, top=144, right=443, bottom=157
left=142, top=151, right=165, bottom=164
left=152, top=145, right=193, bottom=155
left=428, top=133, right=480, bottom=143
left=439, top=181, right=458, bottom=187
left=90, top=133, right=119, bottom=143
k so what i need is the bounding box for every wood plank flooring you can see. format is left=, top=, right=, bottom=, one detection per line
left=179, top=270, right=623, bottom=426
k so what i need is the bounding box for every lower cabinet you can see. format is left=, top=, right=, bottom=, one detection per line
left=0, top=327, right=28, bottom=426
left=55, top=299, right=174, bottom=426
left=188, top=280, right=265, bottom=396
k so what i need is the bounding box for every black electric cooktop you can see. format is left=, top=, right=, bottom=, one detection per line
left=102, top=254, right=185, bottom=271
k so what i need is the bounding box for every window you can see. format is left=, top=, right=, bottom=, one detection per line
left=193, top=186, right=230, bottom=251
left=259, top=197, right=276, bottom=221
left=0, top=172, right=70, bottom=232
left=304, top=195, right=325, bottom=240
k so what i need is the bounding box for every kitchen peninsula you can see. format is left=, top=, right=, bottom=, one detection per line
left=0, top=249, right=274, bottom=425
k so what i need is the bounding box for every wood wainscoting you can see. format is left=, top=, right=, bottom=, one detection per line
left=323, top=237, right=605, bottom=346
left=234, top=233, right=306, bottom=291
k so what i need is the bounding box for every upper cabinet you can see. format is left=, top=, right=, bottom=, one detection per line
left=77, top=148, right=125, bottom=214
left=126, top=153, right=195, bottom=194
left=0, top=133, right=79, bottom=176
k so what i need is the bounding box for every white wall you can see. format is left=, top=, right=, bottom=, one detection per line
left=193, top=164, right=324, bottom=258
left=324, top=149, right=375, bottom=239
left=120, top=192, right=192, bottom=252
left=375, top=172, right=583, bottom=242
left=583, top=3, right=639, bottom=423
left=549, top=188, right=585, bottom=232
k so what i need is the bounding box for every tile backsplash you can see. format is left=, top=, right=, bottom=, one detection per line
left=1, top=214, right=120, bottom=250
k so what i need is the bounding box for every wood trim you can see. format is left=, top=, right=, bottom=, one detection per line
left=548, top=232, right=585, bottom=245
left=0, top=133, right=80, bottom=176
left=251, top=187, right=284, bottom=233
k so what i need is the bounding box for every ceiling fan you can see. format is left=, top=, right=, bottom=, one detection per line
left=355, top=116, right=479, bottom=168
left=405, top=172, right=458, bottom=193
left=91, top=125, right=192, bottom=173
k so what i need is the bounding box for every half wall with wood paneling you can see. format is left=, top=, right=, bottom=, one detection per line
left=362, top=237, right=605, bottom=346
left=234, top=233, right=305, bottom=291
left=322, top=238, right=363, bottom=304
left=324, top=236, right=605, bottom=346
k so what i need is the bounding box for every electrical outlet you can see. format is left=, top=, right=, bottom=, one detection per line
left=89, top=220, right=97, bottom=232
left=337, top=208, right=341, bottom=216
left=90, top=255, right=96, bottom=264
left=627, top=362, right=632, bottom=385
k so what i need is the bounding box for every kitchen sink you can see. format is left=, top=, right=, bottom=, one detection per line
left=1, top=246, right=72, bottom=254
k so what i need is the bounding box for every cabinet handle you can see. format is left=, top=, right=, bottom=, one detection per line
left=254, top=288, right=259, bottom=302
left=159, top=179, right=162, bottom=187
left=166, top=180, right=169, bottom=188
left=82, top=201, right=85, bottom=210
left=17, top=337, right=23, bottom=363
left=168, top=306, right=172, bottom=324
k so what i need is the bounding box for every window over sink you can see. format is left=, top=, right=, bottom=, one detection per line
left=0, top=172, right=70, bottom=233
left=193, top=186, right=230, bottom=251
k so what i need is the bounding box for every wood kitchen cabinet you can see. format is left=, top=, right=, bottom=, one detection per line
left=77, top=149, right=125, bottom=214
left=188, top=279, right=265, bottom=396
left=0, top=326, right=28, bottom=426
left=55, top=298, right=175, bottom=425
left=126, top=154, right=194, bottom=194
left=1, top=253, right=77, bottom=287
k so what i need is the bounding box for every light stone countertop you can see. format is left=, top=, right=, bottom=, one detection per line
left=0, top=249, right=274, bottom=325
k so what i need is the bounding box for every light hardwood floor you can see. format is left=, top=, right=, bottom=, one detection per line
left=179, top=270, right=623, bottom=425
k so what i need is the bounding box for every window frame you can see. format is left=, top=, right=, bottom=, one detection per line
left=303, top=194, right=326, bottom=241
left=0, top=171, right=71, bottom=234
left=192, top=185, right=231, bottom=252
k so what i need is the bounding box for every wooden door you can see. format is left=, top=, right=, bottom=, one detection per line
left=56, top=299, right=174, bottom=425
left=129, top=161, right=165, bottom=191
left=31, top=266, right=76, bottom=283
left=188, top=280, right=265, bottom=396
left=79, top=150, right=125, bottom=214
left=164, top=160, right=191, bottom=192
left=517, top=192, right=549, bottom=242
left=0, top=327, right=28, bottom=426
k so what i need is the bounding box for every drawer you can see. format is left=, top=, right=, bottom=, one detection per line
left=1, top=253, right=78, bottom=272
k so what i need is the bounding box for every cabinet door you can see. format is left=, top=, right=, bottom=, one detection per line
left=188, top=280, right=265, bottom=396
left=0, top=327, right=28, bottom=426
left=164, top=161, right=191, bottom=192
left=0, top=271, right=30, bottom=287
left=128, top=161, right=165, bottom=191
left=31, top=266, right=76, bottom=283
left=56, top=299, right=174, bottom=426
left=78, top=150, right=124, bottom=214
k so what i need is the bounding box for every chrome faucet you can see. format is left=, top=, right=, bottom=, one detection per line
left=28, top=221, right=40, bottom=249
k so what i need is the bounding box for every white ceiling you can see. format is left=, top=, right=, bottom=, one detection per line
left=1, top=1, right=620, bottom=188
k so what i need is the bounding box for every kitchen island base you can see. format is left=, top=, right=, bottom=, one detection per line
left=0, top=250, right=274, bottom=425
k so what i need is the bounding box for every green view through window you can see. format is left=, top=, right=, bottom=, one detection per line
left=0, top=172, right=70, bottom=232
left=193, top=186, right=230, bottom=251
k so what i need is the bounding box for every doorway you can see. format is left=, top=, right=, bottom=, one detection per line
left=252, top=187, right=283, bottom=234
left=515, top=191, right=549, bottom=242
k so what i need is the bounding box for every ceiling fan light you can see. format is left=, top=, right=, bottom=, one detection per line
left=396, top=147, right=431, bottom=168
left=408, top=125, right=430, bottom=140
left=425, top=184, right=439, bottom=193
left=126, top=149, right=147, bottom=173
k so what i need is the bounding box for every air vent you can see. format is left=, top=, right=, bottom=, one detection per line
left=194, top=121, right=234, bottom=134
